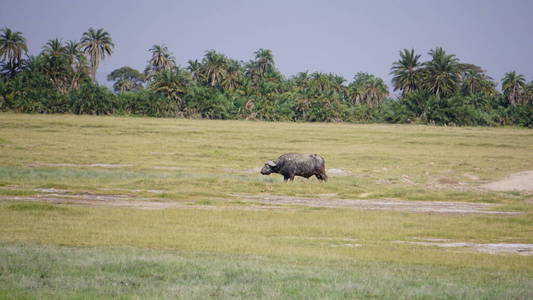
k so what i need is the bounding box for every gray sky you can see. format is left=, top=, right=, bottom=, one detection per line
left=2, top=0, right=532, bottom=91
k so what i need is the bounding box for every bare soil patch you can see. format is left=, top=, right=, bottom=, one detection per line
left=424, top=176, right=471, bottom=191
left=99, top=188, right=165, bottom=194
left=27, top=163, right=131, bottom=168
left=463, top=173, right=480, bottom=180
left=327, top=168, right=352, bottom=176
left=437, top=177, right=462, bottom=185
left=396, top=239, right=533, bottom=255
left=0, top=188, right=286, bottom=211
left=1, top=195, right=181, bottom=210
left=238, top=194, right=521, bottom=215
left=481, top=171, right=533, bottom=191
left=0, top=187, right=521, bottom=214
left=151, top=166, right=185, bottom=171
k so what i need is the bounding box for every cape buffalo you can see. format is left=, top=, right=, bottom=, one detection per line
left=260, top=153, right=327, bottom=181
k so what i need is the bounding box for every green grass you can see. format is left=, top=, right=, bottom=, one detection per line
left=0, top=202, right=531, bottom=270
left=5, top=202, right=69, bottom=212
left=0, top=113, right=532, bottom=298
left=1, top=113, right=532, bottom=201
left=1, top=243, right=531, bottom=300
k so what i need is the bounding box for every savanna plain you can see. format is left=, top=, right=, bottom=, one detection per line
left=0, top=113, right=532, bottom=299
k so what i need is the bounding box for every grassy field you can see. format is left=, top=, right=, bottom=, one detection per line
left=0, top=113, right=532, bottom=299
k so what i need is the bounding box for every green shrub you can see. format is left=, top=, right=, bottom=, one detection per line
left=343, top=103, right=382, bottom=123
left=3, top=71, right=68, bottom=113
left=184, top=86, right=236, bottom=119
left=378, top=99, right=416, bottom=123
left=69, top=82, right=116, bottom=115
left=254, top=93, right=297, bottom=121
left=116, top=90, right=179, bottom=117
left=501, top=104, right=533, bottom=127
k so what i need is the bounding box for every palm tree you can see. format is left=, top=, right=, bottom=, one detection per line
left=0, top=28, right=27, bottom=78
left=526, top=81, right=533, bottom=104
left=64, top=40, right=80, bottom=54
left=149, top=67, right=191, bottom=108
left=254, top=49, right=275, bottom=78
left=79, top=27, right=114, bottom=81
left=423, top=47, right=460, bottom=98
left=203, top=50, right=228, bottom=87
left=288, top=72, right=310, bottom=92
left=308, top=73, right=331, bottom=95
left=40, top=39, right=88, bottom=94
left=64, top=40, right=87, bottom=71
left=304, top=73, right=345, bottom=99
left=362, top=77, right=389, bottom=105
left=501, top=71, right=526, bottom=105
left=244, top=60, right=259, bottom=84
left=21, top=55, right=44, bottom=73
left=460, top=68, right=496, bottom=96
left=349, top=73, right=388, bottom=105
left=390, top=49, right=422, bottom=96
left=187, top=59, right=205, bottom=83
left=147, top=45, right=175, bottom=76
left=40, top=39, right=73, bottom=94
left=0, top=27, right=27, bottom=66
left=64, top=40, right=83, bottom=62
left=221, top=59, right=242, bottom=92
left=42, top=38, right=65, bottom=56
left=64, top=40, right=88, bottom=90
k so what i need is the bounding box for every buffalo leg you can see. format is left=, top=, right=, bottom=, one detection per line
left=316, top=172, right=327, bottom=182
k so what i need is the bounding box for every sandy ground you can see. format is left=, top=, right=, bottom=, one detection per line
left=396, top=238, right=533, bottom=256
left=238, top=194, right=520, bottom=215
left=0, top=188, right=288, bottom=211
left=27, top=163, right=132, bottom=168
left=0, top=187, right=521, bottom=215
left=481, top=171, right=533, bottom=191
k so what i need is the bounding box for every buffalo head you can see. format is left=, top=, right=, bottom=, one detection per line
left=260, top=160, right=277, bottom=175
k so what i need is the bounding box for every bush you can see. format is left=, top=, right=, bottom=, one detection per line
left=424, top=96, right=470, bottom=125
left=116, top=90, right=179, bottom=117
left=399, top=90, right=433, bottom=119
left=295, top=97, right=344, bottom=122
left=501, top=104, right=533, bottom=128
left=1, top=67, right=532, bottom=128
left=343, top=104, right=382, bottom=123
left=2, top=71, right=69, bottom=113
left=254, top=93, right=297, bottom=121
left=378, top=99, right=415, bottom=123
left=184, top=87, right=236, bottom=119
left=69, top=82, right=116, bottom=115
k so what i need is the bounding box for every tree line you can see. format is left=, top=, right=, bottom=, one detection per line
left=1, top=27, right=532, bottom=127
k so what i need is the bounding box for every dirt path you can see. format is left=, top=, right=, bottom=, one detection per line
left=0, top=189, right=287, bottom=211
left=27, top=163, right=132, bottom=168
left=238, top=194, right=520, bottom=214
left=396, top=239, right=533, bottom=256
left=0, top=186, right=523, bottom=214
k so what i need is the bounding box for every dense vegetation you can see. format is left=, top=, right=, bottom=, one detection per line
left=1, top=27, right=532, bottom=126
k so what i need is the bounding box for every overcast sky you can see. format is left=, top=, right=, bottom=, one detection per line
left=2, top=0, right=532, bottom=90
